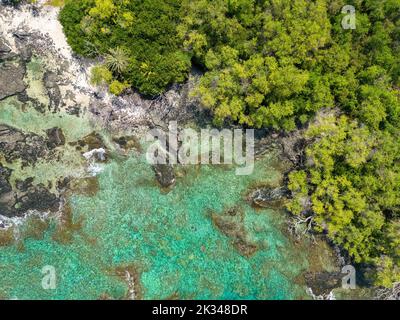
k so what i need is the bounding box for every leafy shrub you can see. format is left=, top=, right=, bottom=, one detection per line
left=60, top=0, right=191, bottom=96
left=109, top=79, right=129, bottom=95
left=90, top=64, right=112, bottom=86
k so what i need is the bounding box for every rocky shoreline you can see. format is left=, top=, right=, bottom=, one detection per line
left=0, top=1, right=362, bottom=300
left=0, top=3, right=204, bottom=222
left=0, top=2, right=286, bottom=220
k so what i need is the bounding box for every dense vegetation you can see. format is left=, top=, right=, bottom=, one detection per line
left=59, top=0, right=400, bottom=287
left=60, top=0, right=191, bottom=95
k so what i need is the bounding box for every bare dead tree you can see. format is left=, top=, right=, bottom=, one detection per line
left=375, top=282, right=400, bottom=300
left=288, top=215, right=316, bottom=243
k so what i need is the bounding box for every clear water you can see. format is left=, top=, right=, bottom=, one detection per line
left=0, top=151, right=309, bottom=299
left=0, top=58, right=313, bottom=300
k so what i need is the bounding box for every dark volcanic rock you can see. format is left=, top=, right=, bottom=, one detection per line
left=0, top=123, right=64, bottom=217
left=211, top=206, right=259, bottom=257
left=281, top=131, right=307, bottom=166
left=17, top=90, right=30, bottom=103
left=18, top=45, right=32, bottom=62
left=113, top=135, right=142, bottom=152
left=66, top=105, right=80, bottom=116
left=46, top=127, right=65, bottom=149
left=0, top=165, right=15, bottom=216
left=56, top=177, right=71, bottom=192
left=0, top=61, right=26, bottom=100
left=15, top=177, right=34, bottom=192
left=0, top=165, right=12, bottom=195
left=12, top=30, right=32, bottom=62
left=12, top=30, right=31, bottom=41
left=0, top=124, right=47, bottom=165
left=15, top=183, right=59, bottom=214
left=78, top=132, right=105, bottom=150
left=43, top=70, right=58, bottom=88
left=44, top=71, right=61, bottom=111
left=0, top=173, right=60, bottom=218
left=0, top=38, right=13, bottom=61
left=305, top=271, right=343, bottom=296
left=152, top=164, right=176, bottom=188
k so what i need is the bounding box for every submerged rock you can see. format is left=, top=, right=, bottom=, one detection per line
left=43, top=71, right=61, bottom=111
left=0, top=61, right=26, bottom=100
left=0, top=124, right=67, bottom=217
left=0, top=38, right=13, bottom=61
left=0, top=124, right=47, bottom=165
left=211, top=206, right=259, bottom=257
left=113, top=136, right=142, bottom=153
left=68, top=177, right=99, bottom=197
left=114, top=265, right=143, bottom=300
left=14, top=182, right=59, bottom=215
left=0, top=171, right=60, bottom=218
left=46, top=127, right=66, bottom=149
left=0, top=226, right=14, bottom=246
left=51, top=204, right=82, bottom=244
left=305, top=271, right=343, bottom=297
left=152, top=164, right=176, bottom=188
left=0, top=165, right=15, bottom=216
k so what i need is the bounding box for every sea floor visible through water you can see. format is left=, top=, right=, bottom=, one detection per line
left=0, top=151, right=317, bottom=299
left=0, top=81, right=326, bottom=299
left=0, top=96, right=336, bottom=299
left=0, top=3, right=344, bottom=300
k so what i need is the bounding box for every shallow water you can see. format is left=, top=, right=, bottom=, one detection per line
left=0, top=151, right=310, bottom=300
left=0, top=57, right=315, bottom=300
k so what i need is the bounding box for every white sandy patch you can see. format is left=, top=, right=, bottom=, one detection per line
left=0, top=2, right=172, bottom=137
left=1, top=2, right=69, bottom=58
left=0, top=2, right=96, bottom=94
left=7, top=3, right=69, bottom=56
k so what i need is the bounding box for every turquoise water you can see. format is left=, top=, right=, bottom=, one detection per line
left=0, top=56, right=312, bottom=299
left=0, top=151, right=309, bottom=299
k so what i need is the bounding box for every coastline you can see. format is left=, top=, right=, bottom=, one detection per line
left=0, top=2, right=375, bottom=300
